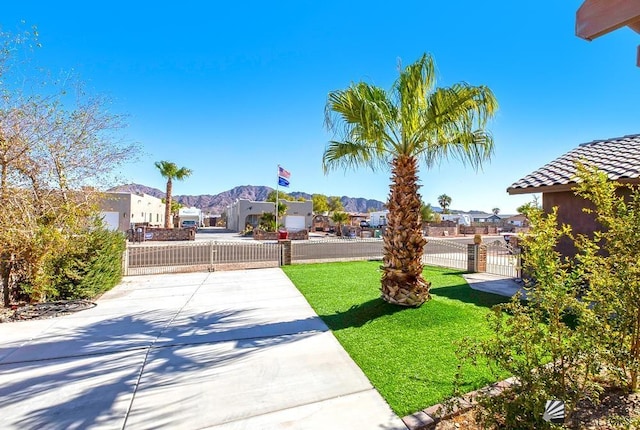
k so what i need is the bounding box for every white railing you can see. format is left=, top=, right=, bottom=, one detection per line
left=421, top=238, right=468, bottom=270
left=124, top=241, right=280, bottom=275
left=292, top=238, right=384, bottom=263
left=483, top=240, right=521, bottom=278
left=123, top=237, right=508, bottom=278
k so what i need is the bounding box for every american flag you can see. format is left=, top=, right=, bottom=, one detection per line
left=278, top=166, right=291, bottom=179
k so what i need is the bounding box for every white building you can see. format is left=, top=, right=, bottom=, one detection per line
left=225, top=199, right=313, bottom=232
left=100, top=192, right=165, bottom=232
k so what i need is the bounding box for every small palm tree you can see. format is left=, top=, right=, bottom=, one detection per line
left=492, top=207, right=500, bottom=215
left=324, top=53, right=497, bottom=307
left=331, top=211, right=349, bottom=236
left=438, top=194, right=452, bottom=214
left=154, top=161, right=193, bottom=228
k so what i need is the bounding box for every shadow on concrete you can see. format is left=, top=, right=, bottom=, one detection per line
left=0, top=309, right=319, bottom=429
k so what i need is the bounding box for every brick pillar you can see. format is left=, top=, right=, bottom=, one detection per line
left=467, top=243, right=487, bottom=273
left=280, top=239, right=292, bottom=266
left=467, top=244, right=477, bottom=272
left=477, top=244, right=487, bottom=272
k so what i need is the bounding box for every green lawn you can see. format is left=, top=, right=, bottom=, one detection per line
left=282, top=261, right=508, bottom=417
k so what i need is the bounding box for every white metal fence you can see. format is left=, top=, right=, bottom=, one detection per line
left=123, top=237, right=519, bottom=278
left=291, top=238, right=384, bottom=263
left=124, top=241, right=281, bottom=276
left=421, top=238, right=468, bottom=271
left=483, top=240, right=521, bottom=278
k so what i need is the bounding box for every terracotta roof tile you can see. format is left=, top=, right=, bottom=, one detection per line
left=507, top=134, right=640, bottom=194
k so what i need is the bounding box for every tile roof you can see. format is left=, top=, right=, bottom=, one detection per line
left=507, top=134, right=640, bottom=194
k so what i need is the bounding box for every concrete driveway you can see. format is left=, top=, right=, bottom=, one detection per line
left=0, top=269, right=406, bottom=429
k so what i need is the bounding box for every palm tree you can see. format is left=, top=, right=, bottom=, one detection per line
left=438, top=194, right=452, bottom=214
left=323, top=53, right=497, bottom=307
left=492, top=207, right=500, bottom=215
left=154, top=161, right=193, bottom=228
left=331, top=211, right=349, bottom=236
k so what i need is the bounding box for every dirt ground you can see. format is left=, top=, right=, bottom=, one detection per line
left=434, top=386, right=640, bottom=429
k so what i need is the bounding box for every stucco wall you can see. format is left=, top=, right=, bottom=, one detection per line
left=225, top=199, right=313, bottom=232
left=542, top=191, right=598, bottom=257
left=101, top=192, right=165, bottom=231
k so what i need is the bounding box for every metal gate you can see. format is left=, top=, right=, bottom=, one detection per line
left=483, top=240, right=521, bottom=278
left=123, top=241, right=281, bottom=276
left=421, top=238, right=468, bottom=270
left=292, top=238, right=384, bottom=263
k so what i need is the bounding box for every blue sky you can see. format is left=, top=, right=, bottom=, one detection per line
left=4, top=1, right=639, bottom=213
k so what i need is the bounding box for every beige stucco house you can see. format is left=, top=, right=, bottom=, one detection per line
left=225, top=198, right=313, bottom=232
left=100, top=192, right=165, bottom=232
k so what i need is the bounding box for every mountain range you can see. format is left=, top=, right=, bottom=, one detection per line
left=108, top=184, right=387, bottom=214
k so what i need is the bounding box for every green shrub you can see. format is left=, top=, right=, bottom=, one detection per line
left=457, top=204, right=601, bottom=428
left=456, top=164, right=640, bottom=428
left=21, top=222, right=126, bottom=302
left=45, top=225, right=126, bottom=300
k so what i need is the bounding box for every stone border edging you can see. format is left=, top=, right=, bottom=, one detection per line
left=401, top=376, right=518, bottom=429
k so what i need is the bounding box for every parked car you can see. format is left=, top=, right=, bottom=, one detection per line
left=181, top=220, right=198, bottom=230
left=359, top=220, right=370, bottom=228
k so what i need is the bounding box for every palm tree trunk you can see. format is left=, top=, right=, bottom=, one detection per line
left=380, top=155, right=431, bottom=307
left=164, top=179, right=173, bottom=228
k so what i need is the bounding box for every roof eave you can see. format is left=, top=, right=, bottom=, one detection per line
left=507, top=183, right=577, bottom=195
left=508, top=177, right=640, bottom=195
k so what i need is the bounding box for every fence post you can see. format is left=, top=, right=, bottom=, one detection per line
left=478, top=245, right=487, bottom=272
left=467, top=243, right=477, bottom=272
left=467, top=241, right=487, bottom=273
left=209, top=241, right=215, bottom=271
left=279, top=239, right=292, bottom=266
left=122, top=247, right=129, bottom=276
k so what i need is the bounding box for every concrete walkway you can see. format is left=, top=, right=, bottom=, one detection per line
left=463, top=272, right=529, bottom=298
left=0, top=269, right=406, bottom=429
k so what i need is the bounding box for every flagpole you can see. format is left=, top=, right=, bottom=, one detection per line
left=275, top=165, right=280, bottom=231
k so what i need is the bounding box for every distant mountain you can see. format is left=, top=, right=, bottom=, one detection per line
left=108, top=184, right=386, bottom=214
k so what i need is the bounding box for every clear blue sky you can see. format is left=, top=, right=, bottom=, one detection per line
left=4, top=1, right=639, bottom=213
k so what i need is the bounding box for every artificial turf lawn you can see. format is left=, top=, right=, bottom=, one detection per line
left=282, top=261, right=509, bottom=417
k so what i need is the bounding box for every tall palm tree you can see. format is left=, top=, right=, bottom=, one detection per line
left=323, top=53, right=497, bottom=307
left=438, top=194, right=452, bottom=214
left=154, top=161, right=193, bottom=228
left=492, top=207, right=500, bottom=215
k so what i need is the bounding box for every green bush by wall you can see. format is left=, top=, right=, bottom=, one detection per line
left=50, top=227, right=126, bottom=300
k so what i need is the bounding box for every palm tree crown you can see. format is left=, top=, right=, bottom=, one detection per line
left=323, top=53, right=497, bottom=307
left=154, top=160, right=193, bottom=228
left=438, top=194, right=452, bottom=214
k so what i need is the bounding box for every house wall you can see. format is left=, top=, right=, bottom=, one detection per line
left=100, top=192, right=165, bottom=232
left=542, top=191, right=598, bottom=257
left=225, top=199, right=313, bottom=232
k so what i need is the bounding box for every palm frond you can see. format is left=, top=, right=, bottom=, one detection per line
left=322, top=140, right=389, bottom=173
left=420, top=129, right=494, bottom=170
left=323, top=82, right=397, bottom=173
left=394, top=54, right=435, bottom=152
